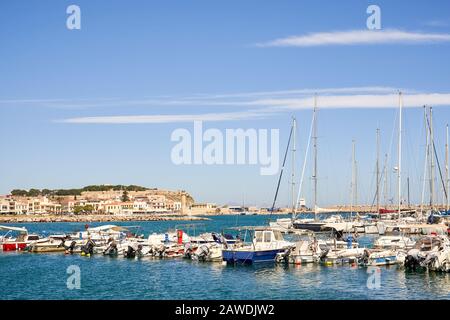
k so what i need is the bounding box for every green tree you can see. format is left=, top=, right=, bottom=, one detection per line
left=27, top=189, right=41, bottom=197
left=84, top=204, right=95, bottom=213
left=73, top=205, right=84, bottom=215
left=41, top=189, right=52, bottom=196
left=11, top=189, right=28, bottom=197
left=121, top=190, right=130, bottom=202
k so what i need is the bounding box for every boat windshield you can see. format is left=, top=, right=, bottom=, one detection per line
left=273, top=230, right=284, bottom=241
left=254, top=231, right=263, bottom=243
left=263, top=231, right=272, bottom=242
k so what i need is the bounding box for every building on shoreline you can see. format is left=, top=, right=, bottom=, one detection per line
left=0, top=187, right=192, bottom=215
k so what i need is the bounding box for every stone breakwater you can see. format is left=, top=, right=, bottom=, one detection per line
left=0, top=214, right=209, bottom=223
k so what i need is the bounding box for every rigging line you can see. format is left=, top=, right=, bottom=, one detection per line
left=294, top=109, right=315, bottom=219
left=426, top=112, right=448, bottom=201
left=268, top=123, right=293, bottom=221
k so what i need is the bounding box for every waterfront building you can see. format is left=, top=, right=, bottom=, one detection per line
left=190, top=203, right=218, bottom=214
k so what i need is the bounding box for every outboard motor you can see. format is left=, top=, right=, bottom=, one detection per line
left=81, top=240, right=95, bottom=256
left=280, top=246, right=293, bottom=264
left=103, top=242, right=118, bottom=256
left=427, top=213, right=440, bottom=224
left=136, top=244, right=144, bottom=258
left=195, top=244, right=210, bottom=261
left=125, top=245, right=136, bottom=259
left=404, top=254, right=420, bottom=271
left=65, top=240, right=77, bottom=254
left=184, top=243, right=193, bottom=259
left=358, top=249, right=370, bottom=266
left=156, top=244, right=166, bottom=258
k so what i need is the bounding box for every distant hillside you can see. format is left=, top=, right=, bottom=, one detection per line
left=11, top=185, right=151, bottom=197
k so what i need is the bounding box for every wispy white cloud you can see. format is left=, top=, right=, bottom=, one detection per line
left=60, top=92, right=450, bottom=124
left=1, top=86, right=406, bottom=109
left=257, top=29, right=450, bottom=47
left=250, top=93, right=450, bottom=109
left=59, top=110, right=271, bottom=124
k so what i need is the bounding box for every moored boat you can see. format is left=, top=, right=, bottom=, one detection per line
left=222, top=227, right=293, bottom=264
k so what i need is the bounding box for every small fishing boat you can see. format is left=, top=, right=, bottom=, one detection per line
left=359, top=249, right=407, bottom=266
left=293, top=215, right=344, bottom=232
left=373, top=235, right=415, bottom=250
left=192, top=242, right=223, bottom=262
left=0, top=225, right=41, bottom=251
left=404, top=235, right=450, bottom=272
left=27, top=235, right=77, bottom=253
left=277, top=238, right=322, bottom=264
left=222, top=227, right=294, bottom=264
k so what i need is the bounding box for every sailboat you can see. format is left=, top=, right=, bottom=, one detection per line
left=291, top=95, right=342, bottom=232
left=269, top=117, right=297, bottom=232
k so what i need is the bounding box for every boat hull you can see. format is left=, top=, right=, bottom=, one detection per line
left=2, top=242, right=27, bottom=251
left=222, top=248, right=286, bottom=264
left=292, top=223, right=324, bottom=232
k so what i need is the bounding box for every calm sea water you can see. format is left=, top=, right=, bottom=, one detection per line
left=1, top=215, right=449, bottom=300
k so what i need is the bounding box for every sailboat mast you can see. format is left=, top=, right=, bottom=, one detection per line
left=446, top=124, right=449, bottom=211
left=291, top=117, right=296, bottom=214
left=376, top=128, right=380, bottom=214
left=384, top=153, right=388, bottom=209
left=397, top=92, right=403, bottom=220
left=430, top=107, right=435, bottom=210
left=350, top=140, right=356, bottom=218
left=407, top=177, right=410, bottom=208
left=313, top=94, right=318, bottom=220
left=420, top=106, right=429, bottom=218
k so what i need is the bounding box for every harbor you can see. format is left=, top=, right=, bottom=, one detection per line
left=0, top=214, right=209, bottom=224
left=1, top=214, right=450, bottom=300
left=3, top=0, right=450, bottom=308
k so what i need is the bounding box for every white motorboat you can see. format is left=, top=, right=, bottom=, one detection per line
left=373, top=235, right=415, bottom=250
left=404, top=235, right=450, bottom=272
left=359, top=249, right=407, bottom=266
left=0, top=225, right=42, bottom=251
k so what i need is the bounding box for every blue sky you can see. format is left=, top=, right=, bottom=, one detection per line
left=1, top=0, right=450, bottom=207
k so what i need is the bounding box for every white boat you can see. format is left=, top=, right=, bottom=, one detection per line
left=0, top=225, right=42, bottom=251
left=192, top=242, right=223, bottom=262
left=373, top=235, right=415, bottom=250
left=269, top=218, right=292, bottom=231
left=359, top=249, right=407, bottom=266
left=404, top=235, right=450, bottom=272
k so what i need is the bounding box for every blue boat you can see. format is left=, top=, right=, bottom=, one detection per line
left=221, top=227, right=293, bottom=265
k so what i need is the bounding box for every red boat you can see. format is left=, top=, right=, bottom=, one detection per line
left=0, top=225, right=40, bottom=251
left=378, top=208, right=397, bottom=214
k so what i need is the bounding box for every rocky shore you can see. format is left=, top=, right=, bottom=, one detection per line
left=0, top=214, right=209, bottom=224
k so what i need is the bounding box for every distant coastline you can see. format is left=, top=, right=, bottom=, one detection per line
left=0, top=214, right=209, bottom=224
